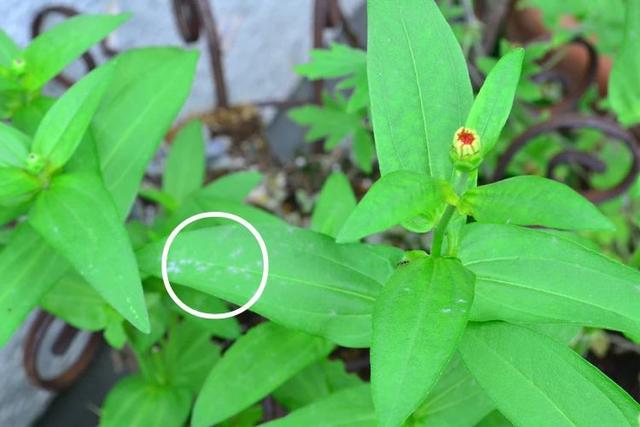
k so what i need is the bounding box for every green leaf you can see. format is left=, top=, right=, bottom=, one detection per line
left=31, top=62, right=115, bottom=171
left=609, top=0, right=640, bottom=126
left=311, top=172, right=356, bottom=238
left=93, top=48, right=198, bottom=218
left=22, top=14, right=129, bottom=90
left=197, top=170, right=262, bottom=202
left=0, top=30, right=19, bottom=67
left=192, top=322, right=333, bottom=427
left=99, top=375, right=191, bottom=427
left=262, top=384, right=376, bottom=427
left=371, top=257, right=474, bottom=427
left=137, top=224, right=402, bottom=347
left=337, top=171, right=450, bottom=242
left=352, top=127, right=374, bottom=173
left=459, top=322, right=640, bottom=426
left=11, top=96, right=55, bottom=136
left=29, top=173, right=149, bottom=332
left=459, top=175, right=614, bottom=231
left=163, top=321, right=220, bottom=394
left=465, top=49, right=524, bottom=156
left=0, top=122, right=30, bottom=167
left=41, top=272, right=112, bottom=331
left=296, top=43, right=366, bottom=80
left=0, top=223, right=67, bottom=345
left=163, top=120, right=205, bottom=204
left=273, top=359, right=362, bottom=411
left=289, top=102, right=362, bottom=149
left=0, top=166, right=42, bottom=206
left=411, top=355, right=494, bottom=427
left=139, top=187, right=178, bottom=211
left=368, top=0, right=473, bottom=178
left=458, top=223, right=640, bottom=341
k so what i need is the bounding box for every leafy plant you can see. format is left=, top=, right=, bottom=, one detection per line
left=1, top=2, right=639, bottom=427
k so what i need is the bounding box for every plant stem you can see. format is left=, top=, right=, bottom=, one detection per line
left=431, top=204, right=456, bottom=257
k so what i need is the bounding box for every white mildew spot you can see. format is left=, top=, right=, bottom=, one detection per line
left=456, top=298, right=468, bottom=304
left=167, top=261, right=181, bottom=274
left=440, top=308, right=452, bottom=314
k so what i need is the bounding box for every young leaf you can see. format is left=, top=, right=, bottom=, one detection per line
left=368, top=0, right=473, bottom=178
left=197, top=170, right=262, bottom=202
left=93, top=48, right=198, bottom=218
left=273, top=359, right=362, bottom=411
left=29, top=173, right=149, bottom=332
left=459, top=322, right=640, bottom=426
left=22, top=13, right=129, bottom=90
left=0, top=30, right=19, bottom=66
left=11, top=96, right=55, bottom=136
left=459, top=175, right=614, bottom=231
left=465, top=49, right=524, bottom=156
left=289, top=102, right=362, bottom=149
left=99, top=376, right=191, bottom=427
left=163, top=119, right=205, bottom=204
left=0, top=223, right=67, bottom=345
left=337, top=171, right=450, bottom=243
left=192, top=322, right=333, bottom=427
left=163, top=321, right=220, bottom=394
left=137, top=224, right=402, bottom=347
left=609, top=0, right=640, bottom=126
left=458, top=223, right=640, bottom=341
left=31, top=62, right=115, bottom=171
left=352, top=127, right=374, bottom=173
left=263, top=384, right=376, bottom=427
left=296, top=43, right=366, bottom=80
left=0, top=167, right=42, bottom=206
left=311, top=172, right=357, bottom=238
left=371, top=257, right=475, bottom=427
left=0, top=122, right=30, bottom=167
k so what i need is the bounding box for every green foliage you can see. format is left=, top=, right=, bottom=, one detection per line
left=311, top=171, right=356, bottom=238
left=163, top=120, right=205, bottom=205
left=459, top=175, right=614, bottom=230
left=192, top=322, right=333, bottom=426
left=368, top=0, right=472, bottom=178
left=609, top=0, right=640, bottom=126
left=371, top=257, right=474, bottom=427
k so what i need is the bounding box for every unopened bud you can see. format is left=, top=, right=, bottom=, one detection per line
left=451, top=127, right=482, bottom=171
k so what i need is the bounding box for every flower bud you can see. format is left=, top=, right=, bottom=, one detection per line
left=25, top=153, right=45, bottom=175
left=451, top=127, right=482, bottom=172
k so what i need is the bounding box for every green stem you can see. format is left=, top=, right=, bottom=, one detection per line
left=431, top=204, right=456, bottom=257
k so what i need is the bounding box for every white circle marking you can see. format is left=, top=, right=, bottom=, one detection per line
left=161, top=211, right=269, bottom=319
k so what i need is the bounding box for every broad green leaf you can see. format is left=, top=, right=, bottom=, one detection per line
left=31, top=63, right=115, bottom=171
left=22, top=14, right=128, bottom=90
left=296, top=43, right=366, bottom=79
left=337, top=171, right=450, bottom=242
left=411, top=355, right=494, bottom=427
left=0, top=167, right=42, bottom=206
left=163, top=321, right=220, bottom=394
left=138, top=224, right=402, bottom=347
left=99, top=375, right=191, bottom=427
left=0, top=122, right=29, bottom=167
left=262, top=384, right=376, bottom=427
left=0, top=30, right=19, bottom=66
left=192, top=322, right=333, bottom=427
left=465, top=49, right=524, bottom=156
left=11, top=96, right=55, bottom=136
left=197, top=170, right=262, bottom=202
left=458, top=223, right=640, bottom=340
left=0, top=223, right=67, bottom=345
left=29, top=173, right=149, bottom=332
left=311, top=172, right=356, bottom=238
left=93, top=48, right=198, bottom=218
left=459, top=175, right=614, bottom=231
left=609, top=0, right=640, bottom=126
left=459, top=322, right=639, bottom=426
left=368, top=0, right=473, bottom=177
left=274, top=359, right=362, bottom=411
left=163, top=120, right=205, bottom=204
left=352, top=127, right=374, bottom=173
left=41, top=272, right=112, bottom=331
left=371, top=257, right=474, bottom=427
left=139, top=187, right=178, bottom=212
